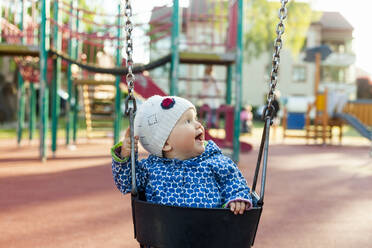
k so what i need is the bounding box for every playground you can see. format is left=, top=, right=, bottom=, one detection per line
left=1, top=0, right=372, bottom=247
left=1, top=134, right=371, bottom=248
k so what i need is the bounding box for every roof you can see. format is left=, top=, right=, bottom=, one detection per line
left=149, top=6, right=172, bottom=24
left=149, top=6, right=187, bottom=25
left=315, top=11, right=354, bottom=31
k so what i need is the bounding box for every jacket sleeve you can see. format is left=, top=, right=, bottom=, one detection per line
left=111, top=142, right=148, bottom=194
left=211, top=154, right=253, bottom=209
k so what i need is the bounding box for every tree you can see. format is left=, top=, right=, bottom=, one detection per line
left=244, top=0, right=313, bottom=61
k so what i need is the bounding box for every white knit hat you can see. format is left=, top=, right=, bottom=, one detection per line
left=134, top=95, right=195, bottom=157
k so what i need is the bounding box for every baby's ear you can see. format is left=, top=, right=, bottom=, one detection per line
left=162, top=141, right=172, bottom=152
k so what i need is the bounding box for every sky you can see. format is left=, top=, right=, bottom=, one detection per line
left=101, top=0, right=371, bottom=74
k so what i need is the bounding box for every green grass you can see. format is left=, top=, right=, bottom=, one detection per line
left=342, top=125, right=371, bottom=137
left=0, top=128, right=16, bottom=139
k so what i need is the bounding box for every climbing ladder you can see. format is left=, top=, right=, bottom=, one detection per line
left=78, top=80, right=116, bottom=138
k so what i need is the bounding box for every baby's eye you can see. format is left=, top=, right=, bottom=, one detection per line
left=186, top=119, right=191, bottom=124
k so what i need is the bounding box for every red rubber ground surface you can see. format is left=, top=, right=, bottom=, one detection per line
left=1, top=137, right=371, bottom=248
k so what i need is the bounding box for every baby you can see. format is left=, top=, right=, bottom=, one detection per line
left=111, top=95, right=252, bottom=214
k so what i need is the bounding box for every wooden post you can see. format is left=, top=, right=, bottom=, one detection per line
left=314, top=52, right=321, bottom=95
left=322, top=88, right=328, bottom=144
left=313, top=52, right=321, bottom=144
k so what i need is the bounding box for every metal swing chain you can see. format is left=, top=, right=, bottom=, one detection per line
left=254, top=0, right=288, bottom=205
left=123, top=0, right=137, bottom=195
left=265, top=0, right=288, bottom=119
left=124, top=0, right=135, bottom=100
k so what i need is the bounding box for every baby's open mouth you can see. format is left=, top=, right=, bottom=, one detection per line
left=195, top=132, right=204, bottom=141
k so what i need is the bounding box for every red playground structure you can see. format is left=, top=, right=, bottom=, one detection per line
left=199, top=104, right=252, bottom=152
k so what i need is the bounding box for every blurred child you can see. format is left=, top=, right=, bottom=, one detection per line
left=240, top=105, right=253, bottom=134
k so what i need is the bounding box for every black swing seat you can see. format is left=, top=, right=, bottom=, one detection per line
left=132, top=193, right=262, bottom=248
left=128, top=108, right=272, bottom=248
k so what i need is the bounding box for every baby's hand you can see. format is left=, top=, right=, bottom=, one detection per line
left=228, top=200, right=250, bottom=215
left=121, top=128, right=139, bottom=158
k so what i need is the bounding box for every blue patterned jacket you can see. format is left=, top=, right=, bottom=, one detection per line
left=111, top=140, right=252, bottom=208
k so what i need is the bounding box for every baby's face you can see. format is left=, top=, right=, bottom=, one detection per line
left=165, top=108, right=205, bottom=160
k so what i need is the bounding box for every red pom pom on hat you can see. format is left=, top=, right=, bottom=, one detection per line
left=161, top=97, right=175, bottom=109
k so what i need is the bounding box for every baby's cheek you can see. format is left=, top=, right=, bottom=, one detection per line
left=200, top=145, right=206, bottom=152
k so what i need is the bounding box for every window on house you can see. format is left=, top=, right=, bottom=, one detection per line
left=292, top=65, right=306, bottom=82
left=321, top=66, right=347, bottom=83
left=322, top=41, right=346, bottom=53
left=338, top=44, right=345, bottom=53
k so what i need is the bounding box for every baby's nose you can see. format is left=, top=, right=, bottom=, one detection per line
left=195, top=121, right=204, bottom=130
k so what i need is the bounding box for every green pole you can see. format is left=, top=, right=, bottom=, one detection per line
left=17, top=0, right=26, bottom=145
left=39, top=0, right=50, bottom=161
left=29, top=1, right=37, bottom=141
left=29, top=83, right=36, bottom=140
left=66, top=0, right=76, bottom=145
left=114, top=4, right=122, bottom=144
left=226, top=65, right=232, bottom=105
left=169, top=0, right=179, bottom=95
left=51, top=0, right=62, bottom=154
left=72, top=9, right=80, bottom=143
left=233, top=0, right=243, bottom=162
left=17, top=75, right=25, bottom=144
left=73, top=84, right=78, bottom=142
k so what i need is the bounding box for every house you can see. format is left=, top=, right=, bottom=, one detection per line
left=244, top=11, right=355, bottom=107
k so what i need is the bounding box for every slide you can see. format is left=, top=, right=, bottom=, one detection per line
left=123, top=73, right=167, bottom=98
left=334, top=113, right=371, bottom=140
